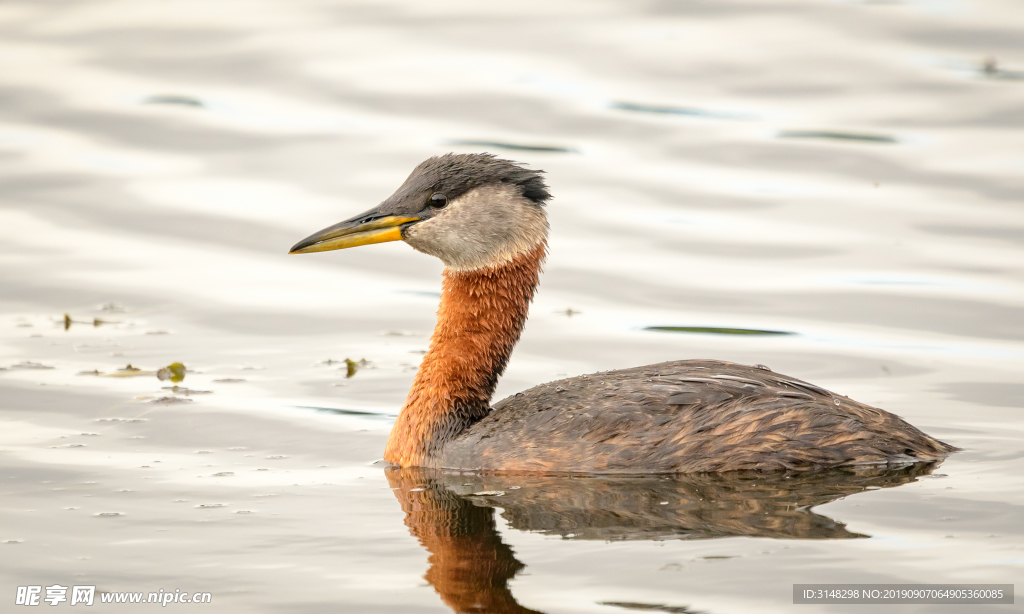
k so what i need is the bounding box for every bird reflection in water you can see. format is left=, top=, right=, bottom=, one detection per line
left=386, top=463, right=940, bottom=614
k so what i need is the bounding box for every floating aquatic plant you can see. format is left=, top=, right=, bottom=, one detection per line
left=981, top=57, right=1024, bottom=80
left=611, top=101, right=747, bottom=120
left=156, top=362, right=187, bottom=383
left=344, top=358, right=369, bottom=378
left=10, top=361, right=55, bottom=370
left=297, top=405, right=396, bottom=420
left=644, top=326, right=792, bottom=336
left=102, top=364, right=154, bottom=378
left=777, top=130, right=897, bottom=144
left=447, top=140, right=578, bottom=153
left=143, top=94, right=204, bottom=107
left=148, top=396, right=192, bottom=405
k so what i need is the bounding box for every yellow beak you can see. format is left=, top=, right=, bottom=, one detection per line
left=289, top=215, right=420, bottom=254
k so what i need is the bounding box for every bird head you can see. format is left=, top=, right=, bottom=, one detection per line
left=289, top=153, right=550, bottom=271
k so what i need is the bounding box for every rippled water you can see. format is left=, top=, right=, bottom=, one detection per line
left=1, top=0, right=1022, bottom=612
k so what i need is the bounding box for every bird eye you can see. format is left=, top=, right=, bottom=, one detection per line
left=429, top=193, right=448, bottom=208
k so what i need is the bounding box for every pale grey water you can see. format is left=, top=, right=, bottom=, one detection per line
left=1, top=0, right=1023, bottom=612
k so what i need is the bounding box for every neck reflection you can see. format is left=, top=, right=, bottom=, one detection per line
left=387, top=467, right=544, bottom=614
left=386, top=464, right=939, bottom=614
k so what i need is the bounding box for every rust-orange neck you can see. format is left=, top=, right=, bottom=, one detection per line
left=384, top=241, right=546, bottom=467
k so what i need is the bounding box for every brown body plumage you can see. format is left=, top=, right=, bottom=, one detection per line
left=292, top=153, right=957, bottom=475
left=439, top=358, right=955, bottom=473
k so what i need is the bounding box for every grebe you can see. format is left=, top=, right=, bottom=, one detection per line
left=290, top=153, right=956, bottom=473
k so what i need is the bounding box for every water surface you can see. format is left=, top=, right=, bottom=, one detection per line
left=1, top=0, right=1023, bottom=612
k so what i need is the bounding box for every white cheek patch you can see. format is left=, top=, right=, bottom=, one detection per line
left=404, top=185, right=548, bottom=271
